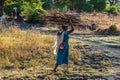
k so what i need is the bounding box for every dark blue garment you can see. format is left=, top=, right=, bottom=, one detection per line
left=57, top=31, right=69, bottom=65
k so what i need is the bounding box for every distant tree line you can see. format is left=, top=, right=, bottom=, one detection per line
left=0, top=0, right=120, bottom=17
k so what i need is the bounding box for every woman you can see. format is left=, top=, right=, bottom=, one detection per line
left=53, top=19, right=74, bottom=72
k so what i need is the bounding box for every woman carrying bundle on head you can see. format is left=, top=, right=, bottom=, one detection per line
left=53, top=19, right=74, bottom=72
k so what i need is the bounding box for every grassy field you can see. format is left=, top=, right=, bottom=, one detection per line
left=0, top=27, right=55, bottom=69
left=0, top=27, right=118, bottom=79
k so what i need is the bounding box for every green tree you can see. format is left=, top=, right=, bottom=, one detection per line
left=42, top=0, right=55, bottom=9
left=90, top=0, right=107, bottom=11
left=55, top=0, right=69, bottom=11
left=106, top=0, right=120, bottom=14
left=74, top=0, right=87, bottom=12
left=84, top=2, right=94, bottom=12
left=42, top=0, right=76, bottom=11
left=54, top=0, right=75, bottom=11
left=0, top=0, right=5, bottom=16
left=108, top=0, right=119, bottom=6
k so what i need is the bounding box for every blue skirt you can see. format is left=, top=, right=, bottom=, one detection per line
left=57, top=47, right=69, bottom=65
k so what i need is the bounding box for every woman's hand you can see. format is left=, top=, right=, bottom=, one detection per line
left=68, top=18, right=74, bottom=34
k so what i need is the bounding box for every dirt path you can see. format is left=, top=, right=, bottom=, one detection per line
left=71, top=34, right=120, bottom=78
left=82, top=39, right=120, bottom=57
left=71, top=35, right=120, bottom=57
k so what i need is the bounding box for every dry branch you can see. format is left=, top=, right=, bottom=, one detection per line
left=41, top=12, right=81, bottom=26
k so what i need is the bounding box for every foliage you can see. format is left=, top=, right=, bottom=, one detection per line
left=84, top=2, right=94, bottom=12
left=27, top=11, right=46, bottom=23
left=108, top=0, right=119, bottom=6
left=42, top=0, right=54, bottom=9
left=5, top=0, right=37, bottom=4
left=106, top=5, right=119, bottom=14
left=4, top=0, right=47, bottom=18
left=108, top=24, right=117, bottom=34
left=74, top=0, right=107, bottom=12
left=20, top=1, right=47, bottom=23
left=20, top=0, right=47, bottom=16
left=3, top=0, right=120, bottom=14
left=74, top=0, right=87, bottom=12
left=4, top=2, right=21, bottom=16
left=27, top=11, right=40, bottom=23
left=90, top=0, right=107, bottom=11
left=0, top=0, right=5, bottom=16
left=42, top=0, right=76, bottom=11
left=54, top=0, right=75, bottom=11
left=5, top=0, right=16, bottom=5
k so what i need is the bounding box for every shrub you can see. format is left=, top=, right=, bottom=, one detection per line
left=106, top=5, right=119, bottom=15
left=20, top=2, right=32, bottom=17
left=4, top=3, right=21, bottom=16
left=90, top=0, right=107, bottom=11
left=20, top=1, right=47, bottom=16
left=108, top=24, right=117, bottom=34
left=27, top=11, right=40, bottom=23
left=27, top=11, right=46, bottom=24
left=84, top=3, right=94, bottom=12
left=20, top=1, right=47, bottom=23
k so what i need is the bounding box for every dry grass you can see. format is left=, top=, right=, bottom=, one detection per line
left=80, top=13, right=120, bottom=31
left=0, top=27, right=81, bottom=69
left=0, top=27, right=55, bottom=69
left=0, top=27, right=115, bottom=79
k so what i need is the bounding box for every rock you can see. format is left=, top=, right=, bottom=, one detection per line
left=37, top=75, right=45, bottom=79
left=89, top=23, right=98, bottom=31
left=2, top=76, right=9, bottom=79
left=59, top=77, right=68, bottom=80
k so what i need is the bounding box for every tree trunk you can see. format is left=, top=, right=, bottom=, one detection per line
left=0, top=0, right=5, bottom=17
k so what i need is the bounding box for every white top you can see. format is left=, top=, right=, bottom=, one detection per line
left=53, top=31, right=64, bottom=55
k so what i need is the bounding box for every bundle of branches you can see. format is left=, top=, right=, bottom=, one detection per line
left=41, top=11, right=81, bottom=26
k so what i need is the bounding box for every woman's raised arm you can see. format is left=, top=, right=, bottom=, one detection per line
left=68, top=19, right=74, bottom=34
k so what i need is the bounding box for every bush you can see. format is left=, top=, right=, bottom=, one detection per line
left=27, top=11, right=46, bottom=24
left=20, top=1, right=47, bottom=23
left=59, top=5, right=68, bottom=11
left=90, top=0, right=107, bottom=11
left=27, top=12, right=40, bottom=23
left=108, top=24, right=117, bottom=34
left=4, top=0, right=47, bottom=24
left=4, top=3, right=21, bottom=16
left=106, top=5, right=119, bottom=15
left=20, top=1, right=47, bottom=16
left=20, top=2, right=32, bottom=16
left=84, top=3, right=94, bottom=12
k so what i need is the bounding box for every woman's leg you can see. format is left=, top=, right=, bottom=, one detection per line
left=53, top=63, right=58, bottom=72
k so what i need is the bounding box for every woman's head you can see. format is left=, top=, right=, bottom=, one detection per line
left=61, top=25, right=68, bottom=31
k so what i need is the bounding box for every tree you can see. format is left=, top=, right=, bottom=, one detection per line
left=108, top=0, right=118, bottom=6
left=55, top=0, right=76, bottom=11
left=42, top=0, right=55, bottom=9
left=42, top=0, right=76, bottom=10
left=75, top=0, right=87, bottom=12
left=90, top=0, right=107, bottom=11
left=0, top=0, right=5, bottom=16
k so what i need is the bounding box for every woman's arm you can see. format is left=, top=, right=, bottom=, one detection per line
left=68, top=19, right=74, bottom=34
